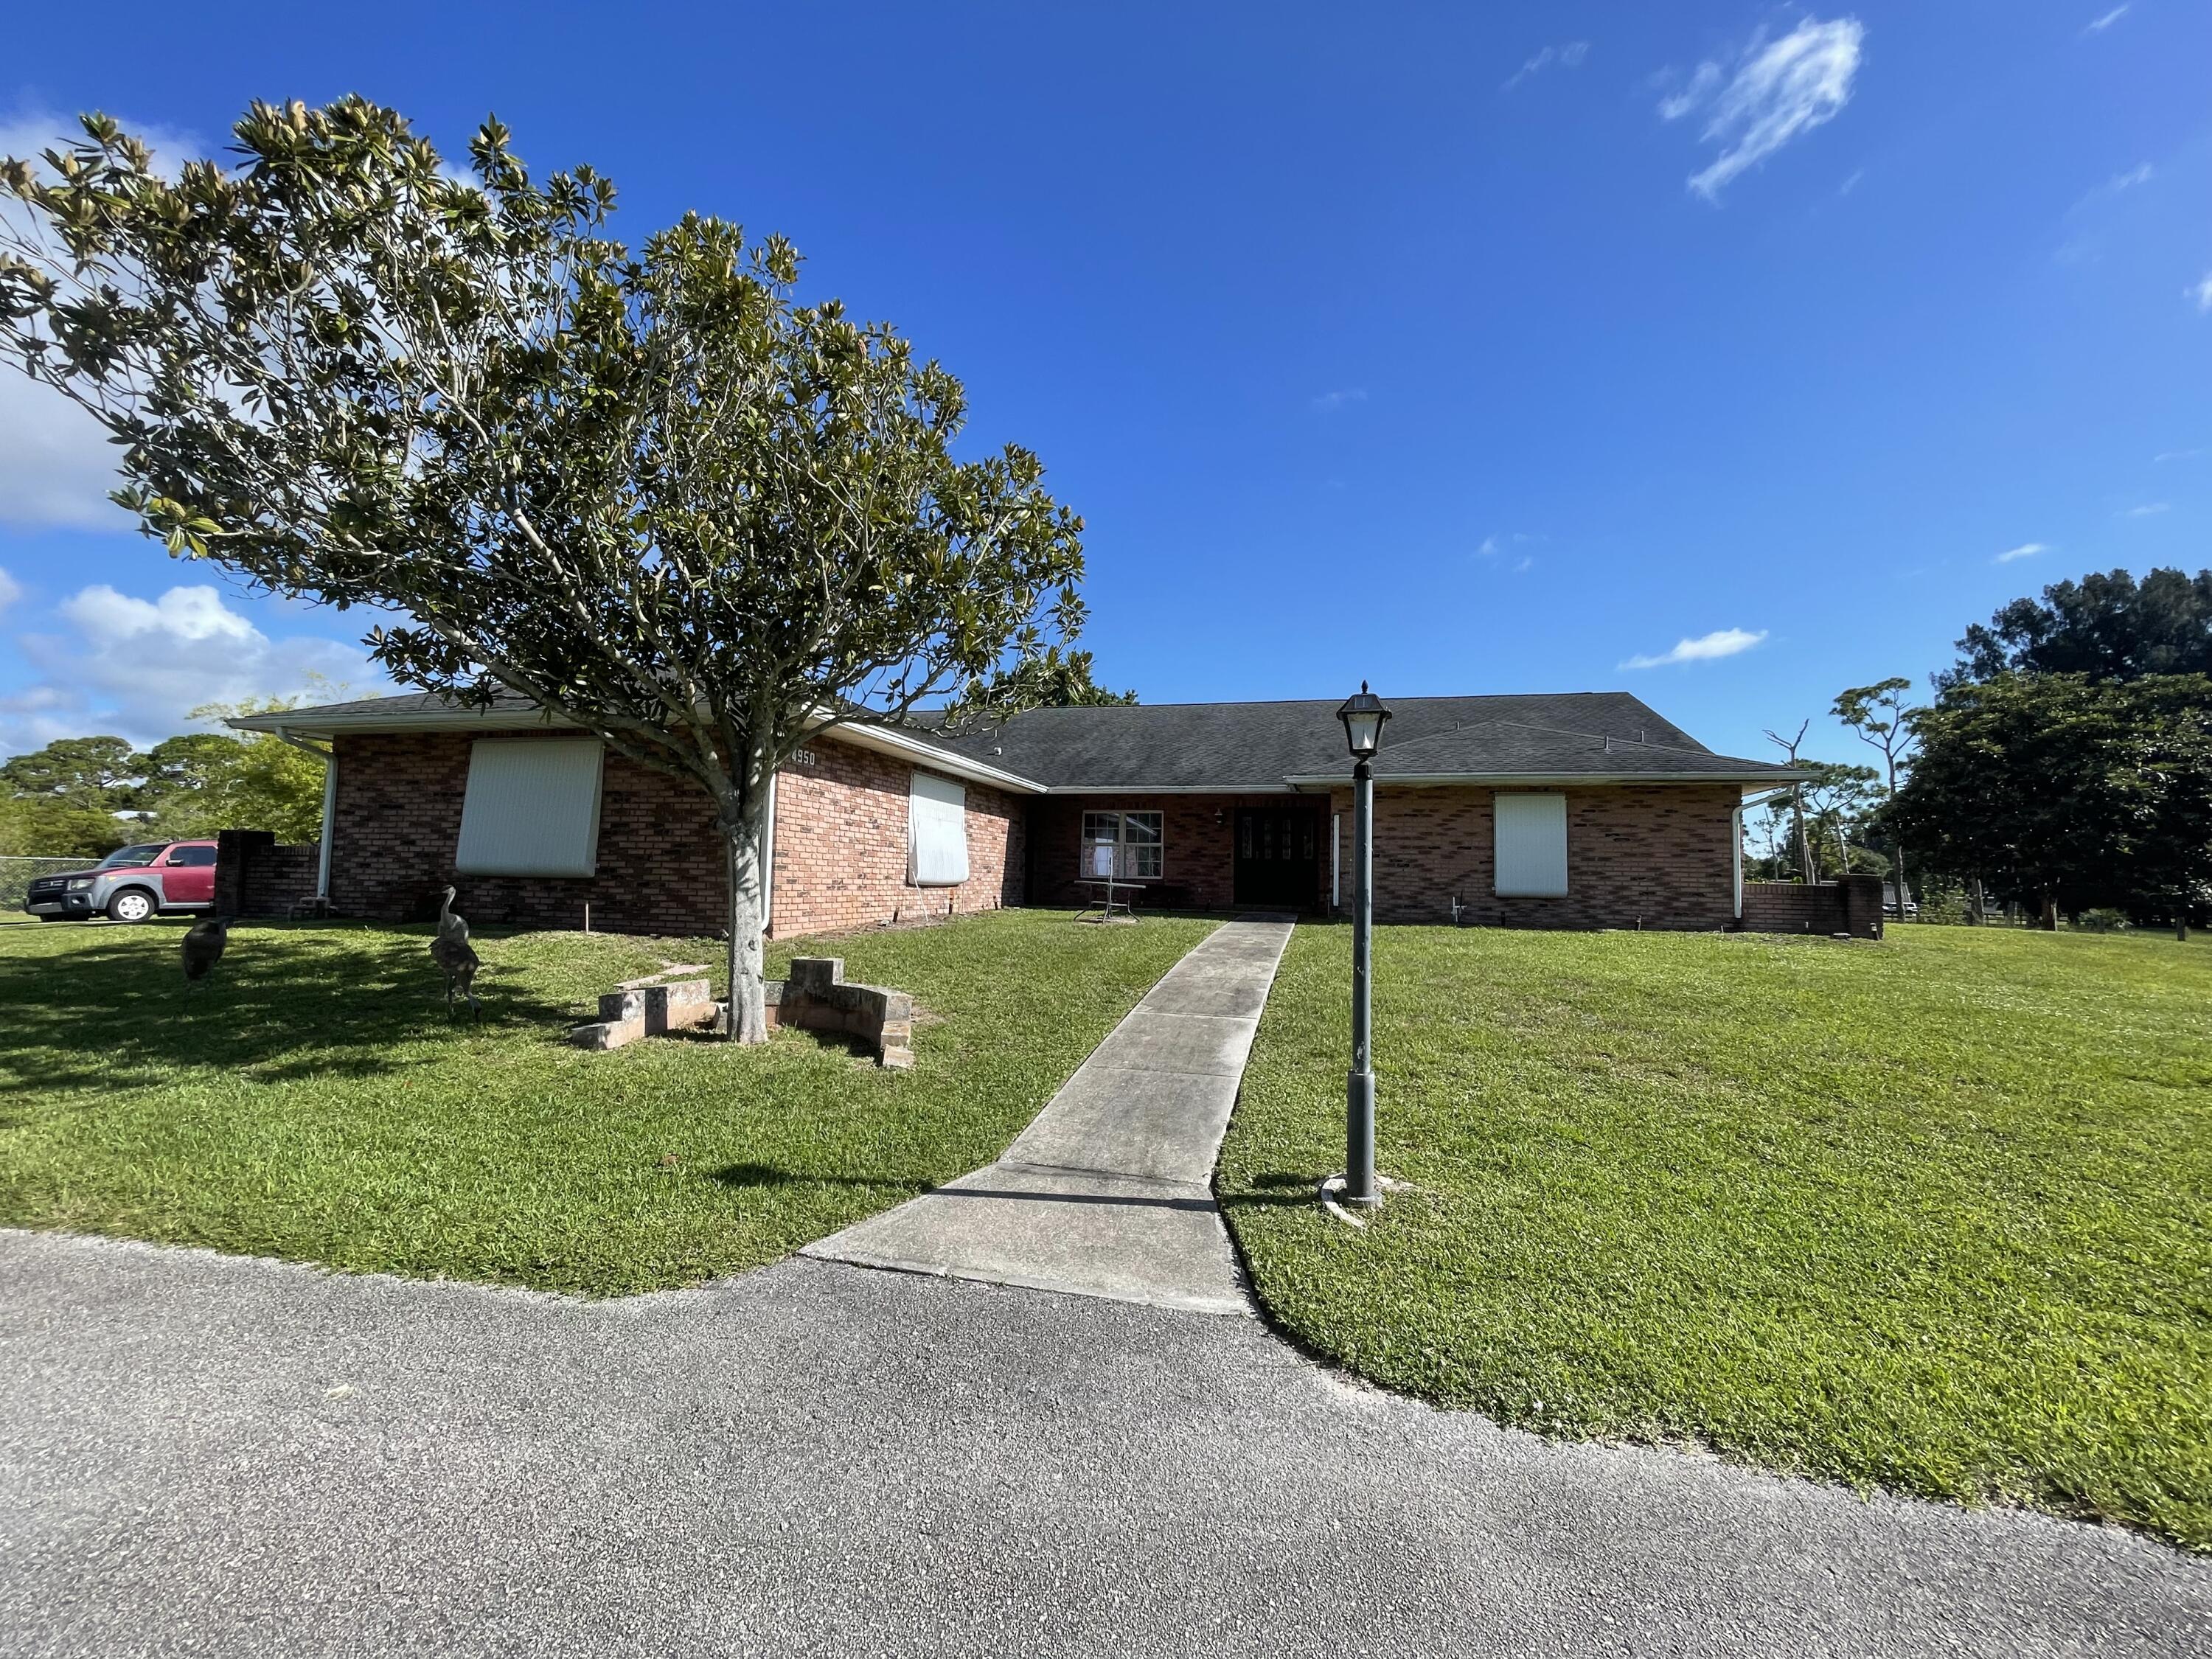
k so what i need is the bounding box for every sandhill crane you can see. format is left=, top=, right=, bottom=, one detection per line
left=431, top=929, right=481, bottom=1022
left=181, top=916, right=231, bottom=985
left=437, top=885, right=469, bottom=946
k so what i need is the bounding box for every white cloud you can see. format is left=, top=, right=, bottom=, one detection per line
left=1504, top=41, right=1590, bottom=91
left=2, top=580, right=384, bottom=752
left=1619, top=627, right=1767, bottom=669
left=0, top=566, right=21, bottom=613
left=1309, top=388, right=1367, bottom=413
left=2084, top=5, right=2129, bottom=32
left=1657, top=62, right=1723, bottom=122
left=2125, top=502, right=2170, bottom=517
left=1994, top=542, right=2048, bottom=564
left=0, top=109, right=206, bottom=178
left=0, top=378, right=140, bottom=530
left=2191, top=272, right=2212, bottom=313
left=2155, top=448, right=2204, bottom=463
left=1660, top=17, right=1866, bottom=201
left=2108, top=163, right=2153, bottom=192
left=0, top=108, right=213, bottom=530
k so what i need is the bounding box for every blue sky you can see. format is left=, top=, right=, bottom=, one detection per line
left=1, top=1, right=2206, bottom=769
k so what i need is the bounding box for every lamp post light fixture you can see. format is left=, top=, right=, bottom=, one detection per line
left=1335, top=681, right=1391, bottom=1208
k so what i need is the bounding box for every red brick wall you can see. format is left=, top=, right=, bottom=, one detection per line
left=212, top=828, right=319, bottom=917
left=1326, top=784, right=1740, bottom=929
left=1743, top=874, right=1883, bottom=939
left=329, top=730, right=726, bottom=932
left=766, top=737, right=1023, bottom=938
left=1026, top=795, right=1330, bottom=912
left=327, top=729, right=1021, bottom=938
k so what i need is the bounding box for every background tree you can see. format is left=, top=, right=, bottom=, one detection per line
left=0, top=792, right=130, bottom=858
left=1887, top=673, right=2212, bottom=930
left=1762, top=719, right=1815, bottom=879
left=136, top=698, right=330, bottom=842
left=957, top=644, right=1135, bottom=713
left=1944, top=566, right=2212, bottom=687
left=1833, top=676, right=1921, bottom=912
left=0, top=734, right=143, bottom=807
left=1796, top=759, right=1883, bottom=877
left=0, top=734, right=142, bottom=857
left=1, top=101, right=1087, bottom=1038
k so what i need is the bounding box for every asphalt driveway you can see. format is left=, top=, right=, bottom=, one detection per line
left=0, top=1230, right=2202, bottom=1658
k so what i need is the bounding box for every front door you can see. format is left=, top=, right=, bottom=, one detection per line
left=1234, top=807, right=1320, bottom=910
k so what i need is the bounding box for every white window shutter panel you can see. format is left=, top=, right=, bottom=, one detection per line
left=908, top=771, right=968, bottom=886
left=1494, top=793, right=1568, bottom=897
left=454, top=739, right=605, bottom=877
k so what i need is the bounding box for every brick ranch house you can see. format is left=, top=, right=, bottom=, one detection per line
left=229, top=689, right=1815, bottom=938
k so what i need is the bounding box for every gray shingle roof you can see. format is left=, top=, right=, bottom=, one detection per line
left=227, top=689, right=548, bottom=728
left=1344, top=720, right=1800, bottom=783
left=233, top=688, right=1804, bottom=790
left=921, top=692, right=1793, bottom=789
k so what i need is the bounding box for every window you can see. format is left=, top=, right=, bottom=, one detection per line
left=1495, top=793, right=1568, bottom=897
left=1081, top=810, right=1163, bottom=881
left=164, top=846, right=218, bottom=868
left=908, top=771, right=969, bottom=886
left=454, top=738, right=605, bottom=877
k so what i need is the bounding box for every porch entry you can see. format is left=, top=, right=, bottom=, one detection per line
left=1234, top=806, right=1321, bottom=910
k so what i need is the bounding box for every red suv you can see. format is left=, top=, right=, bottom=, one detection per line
left=22, top=839, right=220, bottom=923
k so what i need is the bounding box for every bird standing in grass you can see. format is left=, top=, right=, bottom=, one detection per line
left=431, top=884, right=480, bottom=1021
left=181, top=916, right=231, bottom=985
left=437, top=884, right=469, bottom=947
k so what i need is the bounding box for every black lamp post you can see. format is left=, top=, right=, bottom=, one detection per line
left=1336, top=681, right=1391, bottom=1208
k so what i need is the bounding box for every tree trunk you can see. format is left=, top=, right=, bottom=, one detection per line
left=1970, top=876, right=1985, bottom=926
left=1893, top=841, right=1910, bottom=923
left=1792, top=787, right=1812, bottom=883
left=720, top=790, right=773, bottom=1043
left=2039, top=894, right=2059, bottom=931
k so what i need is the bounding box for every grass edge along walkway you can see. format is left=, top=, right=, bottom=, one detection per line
left=0, top=909, right=1217, bottom=1298
left=1216, top=924, right=2212, bottom=1553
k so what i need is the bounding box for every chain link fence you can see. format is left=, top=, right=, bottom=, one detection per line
left=0, top=856, right=88, bottom=915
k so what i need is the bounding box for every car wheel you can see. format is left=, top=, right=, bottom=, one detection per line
left=107, top=888, right=156, bottom=924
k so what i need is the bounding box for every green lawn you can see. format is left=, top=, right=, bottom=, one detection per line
left=0, top=908, right=1213, bottom=1295
left=1217, top=925, right=2212, bottom=1550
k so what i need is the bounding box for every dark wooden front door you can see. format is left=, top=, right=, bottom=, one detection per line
left=1234, top=807, right=1320, bottom=910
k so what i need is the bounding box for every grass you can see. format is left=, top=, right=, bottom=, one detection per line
left=1216, top=925, right=2212, bottom=1551
left=0, top=908, right=1214, bottom=1296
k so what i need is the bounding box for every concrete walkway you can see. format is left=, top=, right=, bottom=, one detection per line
left=802, top=918, right=1293, bottom=1315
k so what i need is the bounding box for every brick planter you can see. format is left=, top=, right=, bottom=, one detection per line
left=765, top=958, right=915, bottom=1069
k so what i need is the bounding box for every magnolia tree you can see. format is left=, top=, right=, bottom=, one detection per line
left=0, top=100, right=1089, bottom=1038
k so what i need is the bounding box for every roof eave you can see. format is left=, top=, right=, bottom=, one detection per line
left=228, top=703, right=1051, bottom=794
left=1036, top=782, right=1301, bottom=795
left=818, top=721, right=1046, bottom=793
left=1279, top=769, right=1819, bottom=787
left=226, top=706, right=572, bottom=739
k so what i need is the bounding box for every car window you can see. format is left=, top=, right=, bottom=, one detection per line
left=164, top=846, right=219, bottom=868
left=98, top=844, right=166, bottom=869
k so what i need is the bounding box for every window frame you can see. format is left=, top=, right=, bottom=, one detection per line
left=1493, top=791, right=1569, bottom=898
left=453, top=737, right=606, bottom=879
left=908, top=769, right=970, bottom=888
left=1079, top=810, right=1164, bottom=882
